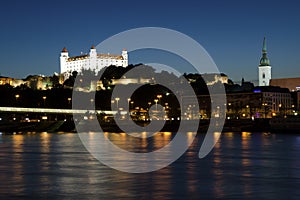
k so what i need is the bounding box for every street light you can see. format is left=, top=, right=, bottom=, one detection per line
left=279, top=103, right=282, bottom=116
left=164, top=102, right=169, bottom=119
left=68, top=97, right=72, bottom=107
left=43, top=96, right=47, bottom=107
left=127, top=98, right=131, bottom=107
left=115, top=97, right=120, bottom=111
left=111, top=99, right=115, bottom=109
left=15, top=94, right=20, bottom=106
left=127, top=98, right=131, bottom=119
left=130, top=101, right=134, bottom=110
left=154, top=99, right=158, bottom=111
left=262, top=103, right=268, bottom=118
left=157, top=94, right=162, bottom=104
left=148, top=102, right=151, bottom=110
left=246, top=105, right=250, bottom=118
left=90, top=98, right=94, bottom=108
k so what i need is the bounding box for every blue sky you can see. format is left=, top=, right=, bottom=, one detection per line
left=0, top=0, right=299, bottom=82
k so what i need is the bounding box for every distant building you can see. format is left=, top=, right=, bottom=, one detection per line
left=60, top=46, right=128, bottom=79
left=258, top=37, right=272, bottom=86
left=228, top=86, right=291, bottom=118
left=182, top=86, right=292, bottom=119
left=203, top=73, right=228, bottom=85
left=241, top=78, right=255, bottom=91
left=24, top=75, right=51, bottom=90
left=290, top=91, right=300, bottom=113
left=185, top=73, right=228, bottom=85
left=225, top=86, right=291, bottom=118
left=251, top=86, right=292, bottom=118
left=270, top=77, right=300, bottom=92
left=297, top=92, right=300, bottom=112
left=0, top=76, right=26, bottom=88
left=0, top=76, right=13, bottom=85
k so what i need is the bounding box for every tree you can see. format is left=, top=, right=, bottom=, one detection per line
left=77, top=68, right=96, bottom=88
left=50, top=74, right=61, bottom=89
left=63, top=71, right=78, bottom=87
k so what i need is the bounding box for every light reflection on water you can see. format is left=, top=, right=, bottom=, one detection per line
left=0, top=132, right=300, bottom=199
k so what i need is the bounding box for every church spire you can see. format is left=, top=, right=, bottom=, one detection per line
left=259, top=37, right=270, bottom=66
left=262, top=37, right=267, bottom=52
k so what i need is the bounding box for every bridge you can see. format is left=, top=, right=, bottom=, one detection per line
left=0, top=107, right=116, bottom=115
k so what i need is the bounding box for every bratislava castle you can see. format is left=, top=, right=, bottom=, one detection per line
left=258, top=37, right=272, bottom=86
left=60, top=45, right=128, bottom=78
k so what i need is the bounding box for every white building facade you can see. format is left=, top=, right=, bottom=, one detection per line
left=60, top=46, right=128, bottom=78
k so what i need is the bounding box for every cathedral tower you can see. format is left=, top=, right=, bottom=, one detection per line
left=258, top=37, right=272, bottom=86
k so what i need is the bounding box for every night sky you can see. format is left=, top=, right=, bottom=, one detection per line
left=0, top=0, right=299, bottom=82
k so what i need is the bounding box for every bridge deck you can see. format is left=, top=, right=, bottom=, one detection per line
left=0, top=107, right=116, bottom=114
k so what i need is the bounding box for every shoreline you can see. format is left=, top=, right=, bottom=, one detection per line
left=0, top=118, right=296, bottom=133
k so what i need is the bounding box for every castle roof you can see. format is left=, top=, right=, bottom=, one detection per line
left=97, top=54, right=124, bottom=60
left=67, top=55, right=89, bottom=61
left=62, top=47, right=68, bottom=52
left=67, top=54, right=124, bottom=61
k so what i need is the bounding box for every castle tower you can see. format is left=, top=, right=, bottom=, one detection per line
left=89, top=45, right=97, bottom=71
left=122, top=48, right=128, bottom=66
left=60, top=47, right=69, bottom=74
left=258, top=37, right=272, bottom=86
left=89, top=45, right=97, bottom=57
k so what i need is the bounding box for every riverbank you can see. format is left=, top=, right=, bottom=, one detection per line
left=0, top=121, right=75, bottom=133
left=0, top=118, right=274, bottom=133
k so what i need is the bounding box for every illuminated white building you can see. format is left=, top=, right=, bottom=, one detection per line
left=60, top=45, right=128, bottom=78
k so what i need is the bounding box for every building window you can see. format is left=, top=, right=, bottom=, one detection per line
left=262, top=73, right=265, bottom=79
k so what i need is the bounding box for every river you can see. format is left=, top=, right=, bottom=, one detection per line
left=0, top=131, right=299, bottom=199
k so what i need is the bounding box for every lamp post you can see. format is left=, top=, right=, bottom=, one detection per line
left=164, top=102, right=169, bottom=119
left=43, top=96, right=47, bottom=107
left=227, top=102, right=231, bottom=119
left=262, top=103, right=268, bottom=118
left=157, top=94, right=162, bottom=105
left=111, top=100, right=115, bottom=113
left=246, top=105, right=249, bottom=118
left=154, top=99, right=158, bottom=111
left=90, top=98, right=94, bottom=108
left=68, top=97, right=72, bottom=107
left=15, top=94, right=20, bottom=106
left=279, top=103, right=282, bottom=116
left=148, top=102, right=152, bottom=110
left=130, top=101, right=134, bottom=110
left=127, top=98, right=131, bottom=108
left=115, top=97, right=120, bottom=111
left=127, top=98, right=131, bottom=119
